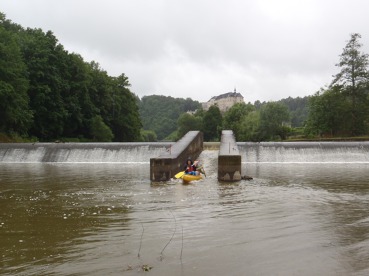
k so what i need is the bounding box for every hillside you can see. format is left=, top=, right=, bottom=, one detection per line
left=254, top=96, right=309, bottom=127
left=138, top=95, right=201, bottom=140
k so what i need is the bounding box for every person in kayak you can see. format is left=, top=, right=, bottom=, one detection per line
left=184, top=159, right=199, bottom=175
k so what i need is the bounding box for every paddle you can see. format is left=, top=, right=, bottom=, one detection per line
left=175, top=171, right=185, bottom=179
left=198, top=166, right=206, bottom=177
left=202, top=168, right=207, bottom=177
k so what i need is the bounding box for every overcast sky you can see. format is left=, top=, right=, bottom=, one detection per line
left=2, top=0, right=369, bottom=103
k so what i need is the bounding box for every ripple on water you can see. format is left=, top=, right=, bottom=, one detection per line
left=1, top=160, right=369, bottom=275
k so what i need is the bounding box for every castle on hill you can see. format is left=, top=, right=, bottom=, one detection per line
left=202, top=88, right=244, bottom=112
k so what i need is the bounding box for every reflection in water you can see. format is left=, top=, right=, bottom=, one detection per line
left=0, top=152, right=369, bottom=275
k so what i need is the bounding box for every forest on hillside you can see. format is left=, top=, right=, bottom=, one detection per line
left=138, top=95, right=200, bottom=141
left=139, top=96, right=307, bottom=142
left=0, top=13, right=141, bottom=142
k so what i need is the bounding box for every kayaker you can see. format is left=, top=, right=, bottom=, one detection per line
left=184, top=159, right=199, bottom=175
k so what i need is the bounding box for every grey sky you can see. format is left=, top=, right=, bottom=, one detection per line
left=2, top=0, right=369, bottom=103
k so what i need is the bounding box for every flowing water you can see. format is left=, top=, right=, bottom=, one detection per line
left=1, top=143, right=369, bottom=275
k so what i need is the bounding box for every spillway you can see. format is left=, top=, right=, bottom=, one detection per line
left=1, top=141, right=369, bottom=163
left=239, top=141, right=369, bottom=163
left=0, top=143, right=173, bottom=163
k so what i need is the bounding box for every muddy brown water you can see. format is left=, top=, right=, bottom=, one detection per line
left=1, top=149, right=369, bottom=275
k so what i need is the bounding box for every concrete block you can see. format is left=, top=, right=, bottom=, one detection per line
left=150, top=131, right=203, bottom=181
left=218, top=130, right=241, bottom=182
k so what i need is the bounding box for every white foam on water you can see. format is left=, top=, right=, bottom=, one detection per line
left=0, top=143, right=171, bottom=163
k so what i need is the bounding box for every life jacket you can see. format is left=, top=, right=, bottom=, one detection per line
left=186, top=165, right=195, bottom=172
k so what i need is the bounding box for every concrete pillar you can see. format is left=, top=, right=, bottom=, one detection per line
left=218, top=130, right=241, bottom=181
left=150, top=131, right=203, bottom=181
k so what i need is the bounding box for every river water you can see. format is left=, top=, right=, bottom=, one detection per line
left=1, top=148, right=369, bottom=275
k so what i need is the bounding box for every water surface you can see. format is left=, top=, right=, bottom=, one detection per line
left=1, top=150, right=369, bottom=275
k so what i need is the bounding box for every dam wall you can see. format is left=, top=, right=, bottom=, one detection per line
left=2, top=141, right=369, bottom=165
left=0, top=143, right=172, bottom=163
left=238, top=141, right=369, bottom=163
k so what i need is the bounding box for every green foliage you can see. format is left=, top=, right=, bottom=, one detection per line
left=330, top=33, right=369, bottom=135
left=278, top=96, right=309, bottom=127
left=177, top=112, right=202, bottom=139
left=238, top=111, right=261, bottom=141
left=0, top=132, right=38, bottom=143
left=331, top=33, right=369, bottom=90
left=163, top=130, right=178, bottom=141
left=203, top=105, right=222, bottom=141
left=140, top=129, right=157, bottom=142
left=90, top=115, right=114, bottom=142
left=20, top=28, right=68, bottom=139
left=305, top=87, right=350, bottom=136
left=307, top=33, right=369, bottom=137
left=139, top=95, right=200, bottom=140
left=106, top=74, right=142, bottom=141
left=223, top=103, right=255, bottom=140
left=258, top=102, right=290, bottom=140
left=0, top=23, right=33, bottom=134
left=255, top=96, right=309, bottom=128
left=0, top=13, right=142, bottom=141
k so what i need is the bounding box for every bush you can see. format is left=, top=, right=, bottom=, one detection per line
left=90, top=115, right=114, bottom=142
left=141, top=129, right=157, bottom=142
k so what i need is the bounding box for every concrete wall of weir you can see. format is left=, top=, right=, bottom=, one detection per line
left=218, top=130, right=241, bottom=181
left=150, top=131, right=203, bottom=181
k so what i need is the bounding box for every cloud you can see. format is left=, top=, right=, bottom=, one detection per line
left=2, top=0, right=369, bottom=103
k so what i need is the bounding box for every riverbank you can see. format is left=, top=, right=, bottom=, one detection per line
left=287, top=136, right=369, bottom=142
left=2, top=132, right=369, bottom=143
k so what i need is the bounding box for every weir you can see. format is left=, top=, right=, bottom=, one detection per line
left=1, top=140, right=369, bottom=165
left=150, top=131, right=203, bottom=181
left=0, top=143, right=172, bottom=163
left=238, top=141, right=369, bottom=163
left=218, top=130, right=241, bottom=181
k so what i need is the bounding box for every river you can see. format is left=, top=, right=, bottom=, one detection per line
left=1, top=146, right=369, bottom=275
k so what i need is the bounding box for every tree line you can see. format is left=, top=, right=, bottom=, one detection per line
left=305, top=33, right=369, bottom=137
left=175, top=101, right=290, bottom=142
left=2, top=11, right=368, bottom=142
left=138, top=95, right=200, bottom=141
left=174, top=33, right=369, bottom=142
left=0, top=13, right=141, bottom=142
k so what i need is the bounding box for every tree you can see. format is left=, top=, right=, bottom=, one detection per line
left=278, top=96, right=309, bottom=127
left=0, top=22, right=33, bottom=135
left=0, top=12, right=145, bottom=142
left=259, top=102, right=290, bottom=140
left=108, top=74, right=142, bottom=141
left=331, top=33, right=369, bottom=135
left=203, top=105, right=222, bottom=141
left=223, top=103, right=255, bottom=140
left=20, top=29, right=68, bottom=139
left=305, top=87, right=351, bottom=136
left=141, top=129, right=157, bottom=142
left=61, top=53, right=97, bottom=138
left=239, top=111, right=260, bottom=141
left=90, top=115, right=113, bottom=142
left=331, top=33, right=369, bottom=91
left=177, top=112, right=202, bottom=138
left=138, top=95, right=201, bottom=140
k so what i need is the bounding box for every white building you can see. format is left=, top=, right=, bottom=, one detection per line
left=202, top=89, right=244, bottom=113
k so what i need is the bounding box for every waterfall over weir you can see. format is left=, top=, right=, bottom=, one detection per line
left=239, top=141, right=369, bottom=163
left=0, top=143, right=173, bottom=163
left=1, top=141, right=369, bottom=163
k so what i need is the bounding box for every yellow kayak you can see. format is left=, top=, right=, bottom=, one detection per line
left=182, top=174, right=202, bottom=184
